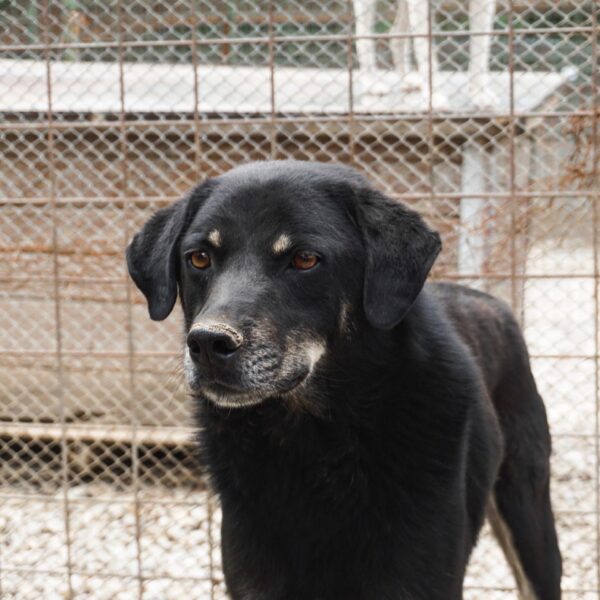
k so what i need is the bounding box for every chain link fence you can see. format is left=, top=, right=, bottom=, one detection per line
left=0, top=0, right=597, bottom=598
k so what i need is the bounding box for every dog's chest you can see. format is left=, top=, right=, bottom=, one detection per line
left=205, top=412, right=444, bottom=534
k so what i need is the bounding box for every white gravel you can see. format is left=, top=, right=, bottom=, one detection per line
left=1, top=479, right=595, bottom=599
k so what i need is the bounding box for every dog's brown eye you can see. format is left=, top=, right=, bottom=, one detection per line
left=189, top=251, right=211, bottom=269
left=292, top=252, right=319, bottom=270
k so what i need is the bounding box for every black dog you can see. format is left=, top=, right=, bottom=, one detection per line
left=127, top=161, right=561, bottom=599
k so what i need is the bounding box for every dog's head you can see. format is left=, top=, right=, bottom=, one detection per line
left=127, top=161, right=440, bottom=408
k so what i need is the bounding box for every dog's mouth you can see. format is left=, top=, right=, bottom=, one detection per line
left=194, top=370, right=310, bottom=409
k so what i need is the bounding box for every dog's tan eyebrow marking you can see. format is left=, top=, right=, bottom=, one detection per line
left=207, top=229, right=222, bottom=248
left=272, top=233, right=292, bottom=255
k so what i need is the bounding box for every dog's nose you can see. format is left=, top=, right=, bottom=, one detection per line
left=187, top=324, right=243, bottom=363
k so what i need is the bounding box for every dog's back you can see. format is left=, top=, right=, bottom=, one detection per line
left=431, top=282, right=527, bottom=395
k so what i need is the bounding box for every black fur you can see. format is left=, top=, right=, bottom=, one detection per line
left=127, top=161, right=561, bottom=599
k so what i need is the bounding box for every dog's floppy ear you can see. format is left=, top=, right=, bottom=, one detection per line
left=355, top=189, right=441, bottom=330
left=126, top=183, right=213, bottom=321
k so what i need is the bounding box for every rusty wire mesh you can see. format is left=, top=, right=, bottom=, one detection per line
left=0, top=0, right=597, bottom=598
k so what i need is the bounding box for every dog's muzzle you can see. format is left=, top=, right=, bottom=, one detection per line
left=184, top=321, right=326, bottom=408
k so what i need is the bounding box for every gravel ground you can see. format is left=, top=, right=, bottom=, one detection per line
left=0, top=479, right=596, bottom=599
